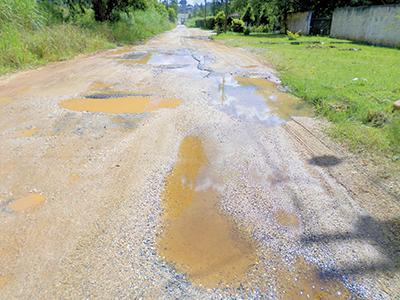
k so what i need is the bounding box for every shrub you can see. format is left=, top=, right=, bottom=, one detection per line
left=215, top=11, right=225, bottom=33
left=287, top=30, right=300, bottom=40
left=194, top=17, right=215, bottom=30
left=231, top=18, right=244, bottom=33
left=244, top=27, right=251, bottom=36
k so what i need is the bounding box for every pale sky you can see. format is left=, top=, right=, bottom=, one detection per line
left=187, top=0, right=204, bottom=5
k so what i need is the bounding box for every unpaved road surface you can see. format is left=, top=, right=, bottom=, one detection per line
left=0, top=26, right=399, bottom=299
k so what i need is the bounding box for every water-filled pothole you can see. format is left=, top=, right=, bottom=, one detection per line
left=158, top=136, right=258, bottom=288
left=7, top=193, right=45, bottom=212
left=59, top=95, right=181, bottom=114
left=216, top=76, right=313, bottom=126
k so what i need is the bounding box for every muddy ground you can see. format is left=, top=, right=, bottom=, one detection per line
left=0, top=26, right=399, bottom=299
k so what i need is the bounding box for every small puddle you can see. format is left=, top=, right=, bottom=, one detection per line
left=119, top=52, right=152, bottom=65
left=59, top=96, right=181, bottom=113
left=148, top=51, right=195, bottom=69
left=20, top=127, right=38, bottom=137
left=7, top=193, right=45, bottom=212
left=158, top=136, right=257, bottom=288
left=217, top=76, right=313, bottom=126
left=275, top=209, right=300, bottom=228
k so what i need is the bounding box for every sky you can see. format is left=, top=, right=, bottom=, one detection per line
left=187, top=0, right=204, bottom=5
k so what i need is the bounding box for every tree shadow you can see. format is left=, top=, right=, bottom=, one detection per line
left=301, top=215, right=400, bottom=279
left=308, top=155, right=342, bottom=167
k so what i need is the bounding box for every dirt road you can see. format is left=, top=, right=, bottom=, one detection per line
left=0, top=26, right=399, bottom=299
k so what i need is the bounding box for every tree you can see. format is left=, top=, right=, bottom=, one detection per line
left=241, top=4, right=254, bottom=26
left=92, top=0, right=147, bottom=22
left=215, top=10, right=225, bottom=33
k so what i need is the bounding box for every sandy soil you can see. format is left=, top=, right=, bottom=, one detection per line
left=0, top=26, right=399, bottom=299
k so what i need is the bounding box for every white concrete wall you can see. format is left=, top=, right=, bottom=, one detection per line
left=287, top=11, right=313, bottom=35
left=331, top=5, right=400, bottom=47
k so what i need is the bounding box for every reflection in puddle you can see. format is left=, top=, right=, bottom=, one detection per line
left=8, top=193, right=45, bottom=212
left=217, top=76, right=313, bottom=126
left=148, top=51, right=195, bottom=69
left=275, top=209, right=300, bottom=228
left=59, top=96, right=181, bottom=113
left=158, top=136, right=257, bottom=288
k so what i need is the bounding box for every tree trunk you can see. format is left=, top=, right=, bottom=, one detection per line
left=92, top=0, right=108, bottom=21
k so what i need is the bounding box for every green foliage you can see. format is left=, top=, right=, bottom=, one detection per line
left=215, top=33, right=400, bottom=158
left=168, top=7, right=177, bottom=23
left=0, top=0, right=173, bottom=75
left=215, top=11, right=226, bottom=33
left=243, top=27, right=250, bottom=35
left=241, top=4, right=254, bottom=26
left=194, top=17, right=216, bottom=30
left=287, top=30, right=299, bottom=40
left=231, top=18, right=244, bottom=33
left=110, top=7, right=172, bottom=43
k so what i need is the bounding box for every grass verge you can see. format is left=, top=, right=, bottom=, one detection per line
left=0, top=0, right=174, bottom=76
left=214, top=32, right=400, bottom=160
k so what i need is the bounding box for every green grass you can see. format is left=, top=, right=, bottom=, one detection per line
left=0, top=0, right=173, bottom=75
left=214, top=32, right=400, bottom=159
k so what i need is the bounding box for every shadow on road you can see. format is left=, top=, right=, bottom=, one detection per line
left=308, top=155, right=342, bottom=167
left=301, top=215, right=400, bottom=279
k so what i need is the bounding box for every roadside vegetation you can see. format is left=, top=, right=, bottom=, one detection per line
left=0, top=0, right=175, bottom=75
left=214, top=33, right=400, bottom=159
left=187, top=0, right=400, bottom=159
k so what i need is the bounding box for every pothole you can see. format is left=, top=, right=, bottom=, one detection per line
left=59, top=95, right=181, bottom=114
left=158, top=136, right=258, bottom=288
left=7, top=193, right=45, bottom=212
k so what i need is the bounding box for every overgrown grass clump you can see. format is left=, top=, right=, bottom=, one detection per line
left=0, top=0, right=173, bottom=75
left=214, top=33, right=400, bottom=159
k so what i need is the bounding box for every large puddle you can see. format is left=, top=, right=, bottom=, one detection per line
left=60, top=96, right=181, bottom=113
left=217, top=76, right=313, bottom=125
left=158, top=136, right=257, bottom=288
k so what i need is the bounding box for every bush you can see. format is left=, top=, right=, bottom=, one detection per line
left=252, top=25, right=268, bottom=33
left=168, top=7, right=176, bottom=23
left=194, top=17, right=215, bottom=30
left=244, top=27, right=251, bottom=36
left=231, top=18, right=244, bottom=33
left=215, top=11, right=226, bottom=33
left=287, top=30, right=300, bottom=40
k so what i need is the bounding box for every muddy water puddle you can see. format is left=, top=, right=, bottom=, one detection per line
left=6, top=193, right=45, bottom=212
left=60, top=95, right=181, bottom=114
left=158, top=136, right=258, bottom=288
left=118, top=49, right=208, bottom=74
left=272, top=256, right=350, bottom=299
left=19, top=127, right=39, bottom=137
left=216, top=76, right=313, bottom=126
